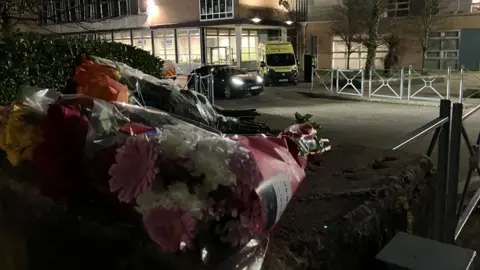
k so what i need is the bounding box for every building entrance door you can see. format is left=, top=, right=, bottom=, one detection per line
left=209, top=47, right=232, bottom=64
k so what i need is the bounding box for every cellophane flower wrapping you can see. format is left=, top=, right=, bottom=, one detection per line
left=0, top=85, right=329, bottom=269
left=67, top=56, right=219, bottom=127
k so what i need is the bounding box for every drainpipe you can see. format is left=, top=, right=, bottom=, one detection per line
left=281, top=27, right=287, bottom=41
left=299, top=22, right=307, bottom=71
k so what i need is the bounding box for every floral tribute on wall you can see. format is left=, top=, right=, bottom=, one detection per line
left=0, top=59, right=329, bottom=270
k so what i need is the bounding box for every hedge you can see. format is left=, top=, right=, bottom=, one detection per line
left=0, top=31, right=164, bottom=105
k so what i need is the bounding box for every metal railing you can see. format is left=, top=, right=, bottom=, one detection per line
left=310, top=66, right=472, bottom=102
left=184, top=72, right=215, bottom=105
left=392, top=99, right=480, bottom=244
left=336, top=69, right=364, bottom=97
left=369, top=69, right=404, bottom=99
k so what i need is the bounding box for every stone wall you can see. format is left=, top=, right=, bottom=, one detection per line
left=263, top=143, right=435, bottom=270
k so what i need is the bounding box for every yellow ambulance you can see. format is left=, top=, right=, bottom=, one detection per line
left=257, top=41, right=298, bottom=86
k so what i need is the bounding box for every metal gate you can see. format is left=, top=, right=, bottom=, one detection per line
left=368, top=69, right=404, bottom=99
left=185, top=73, right=215, bottom=105
left=336, top=69, right=364, bottom=97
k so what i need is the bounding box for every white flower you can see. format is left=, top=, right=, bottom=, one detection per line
left=156, top=125, right=200, bottom=158
left=136, top=183, right=205, bottom=218
left=189, top=137, right=239, bottom=192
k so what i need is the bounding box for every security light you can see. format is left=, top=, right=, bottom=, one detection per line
left=251, top=17, right=261, bottom=23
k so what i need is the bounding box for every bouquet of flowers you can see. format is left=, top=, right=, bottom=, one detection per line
left=65, top=55, right=272, bottom=134
left=0, top=79, right=329, bottom=270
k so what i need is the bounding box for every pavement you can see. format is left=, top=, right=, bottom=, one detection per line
left=208, top=82, right=480, bottom=197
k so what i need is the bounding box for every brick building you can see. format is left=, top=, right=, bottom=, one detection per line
left=17, top=0, right=298, bottom=73
left=300, top=0, right=480, bottom=71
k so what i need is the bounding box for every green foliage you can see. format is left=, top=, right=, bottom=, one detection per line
left=0, top=31, right=164, bottom=105
left=294, top=112, right=321, bottom=130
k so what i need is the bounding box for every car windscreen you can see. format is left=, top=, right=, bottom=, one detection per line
left=224, top=67, right=247, bottom=76
left=266, top=53, right=296, bottom=66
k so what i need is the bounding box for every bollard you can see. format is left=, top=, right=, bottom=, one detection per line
left=407, top=66, right=412, bottom=101
left=399, top=68, right=404, bottom=99
left=432, top=99, right=451, bottom=242
left=445, top=103, right=463, bottom=243
left=210, top=75, right=215, bottom=105
left=310, top=67, right=314, bottom=92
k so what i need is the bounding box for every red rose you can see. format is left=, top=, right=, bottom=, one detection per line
left=33, top=104, right=90, bottom=200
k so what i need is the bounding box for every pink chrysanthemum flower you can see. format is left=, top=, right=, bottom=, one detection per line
left=143, top=206, right=197, bottom=252
left=108, top=135, right=159, bottom=202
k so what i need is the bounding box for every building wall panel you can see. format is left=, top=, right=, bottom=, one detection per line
left=307, top=0, right=339, bottom=22
left=459, top=28, right=480, bottom=70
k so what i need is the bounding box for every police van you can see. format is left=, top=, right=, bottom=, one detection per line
left=257, top=41, right=298, bottom=86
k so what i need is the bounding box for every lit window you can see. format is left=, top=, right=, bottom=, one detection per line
left=153, top=30, right=176, bottom=61
left=331, top=36, right=387, bottom=69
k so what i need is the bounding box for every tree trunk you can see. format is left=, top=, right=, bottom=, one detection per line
left=365, top=45, right=376, bottom=73
left=1, top=8, right=11, bottom=32
left=346, top=46, right=351, bottom=69
left=421, top=44, right=427, bottom=73
left=364, top=0, right=382, bottom=73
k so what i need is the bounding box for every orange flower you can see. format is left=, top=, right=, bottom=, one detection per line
left=74, top=59, right=128, bottom=103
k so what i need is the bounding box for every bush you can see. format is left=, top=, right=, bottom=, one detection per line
left=0, top=31, right=164, bottom=105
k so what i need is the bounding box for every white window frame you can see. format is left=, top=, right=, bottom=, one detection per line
left=39, top=0, right=131, bottom=25
left=85, top=0, right=95, bottom=20
left=53, top=0, right=64, bottom=23
left=199, top=0, right=234, bottom=21
left=118, top=0, right=129, bottom=16
left=99, top=0, right=112, bottom=18
left=42, top=1, right=55, bottom=24
left=153, top=30, right=176, bottom=60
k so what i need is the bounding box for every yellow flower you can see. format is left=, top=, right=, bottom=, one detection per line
left=113, top=69, right=121, bottom=81
left=0, top=105, right=43, bottom=166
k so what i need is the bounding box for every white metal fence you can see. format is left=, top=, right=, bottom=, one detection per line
left=311, top=66, right=480, bottom=102
left=184, top=73, right=215, bottom=105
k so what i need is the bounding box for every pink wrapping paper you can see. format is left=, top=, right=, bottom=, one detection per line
left=231, top=125, right=316, bottom=231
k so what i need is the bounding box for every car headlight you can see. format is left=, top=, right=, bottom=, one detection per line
left=231, top=78, right=244, bottom=85
left=256, top=76, right=263, bottom=83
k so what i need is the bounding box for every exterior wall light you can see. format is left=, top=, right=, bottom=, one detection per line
left=251, top=17, right=261, bottom=23
left=286, top=20, right=293, bottom=25
left=147, top=0, right=159, bottom=16
left=144, top=0, right=159, bottom=26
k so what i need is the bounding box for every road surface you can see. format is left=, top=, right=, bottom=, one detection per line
left=213, top=83, right=480, bottom=195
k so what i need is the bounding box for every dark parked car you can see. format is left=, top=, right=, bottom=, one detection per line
left=187, top=65, right=264, bottom=99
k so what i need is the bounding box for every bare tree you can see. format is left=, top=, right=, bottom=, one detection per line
left=0, top=0, right=38, bottom=31
left=410, top=0, right=447, bottom=70
left=380, top=17, right=409, bottom=74
left=357, top=0, right=386, bottom=72
left=330, top=0, right=363, bottom=69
